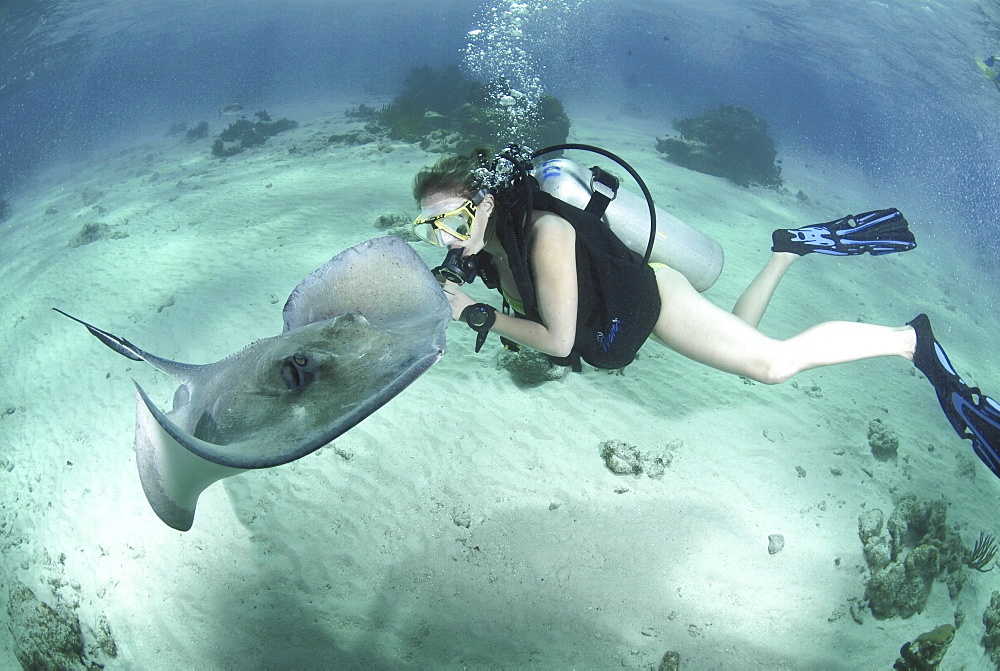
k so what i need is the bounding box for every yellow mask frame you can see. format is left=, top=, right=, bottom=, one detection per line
left=412, top=200, right=477, bottom=246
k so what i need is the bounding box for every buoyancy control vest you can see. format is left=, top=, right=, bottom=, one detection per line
left=463, top=143, right=719, bottom=370
left=495, top=187, right=661, bottom=371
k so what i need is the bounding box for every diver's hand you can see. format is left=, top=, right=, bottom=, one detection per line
left=441, top=280, right=477, bottom=320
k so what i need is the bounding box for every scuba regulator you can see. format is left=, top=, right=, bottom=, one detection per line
left=432, top=248, right=480, bottom=286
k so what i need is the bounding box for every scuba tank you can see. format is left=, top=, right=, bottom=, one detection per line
left=532, top=156, right=724, bottom=292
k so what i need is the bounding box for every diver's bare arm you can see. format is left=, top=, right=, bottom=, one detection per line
left=487, top=311, right=573, bottom=357
left=487, top=215, right=578, bottom=357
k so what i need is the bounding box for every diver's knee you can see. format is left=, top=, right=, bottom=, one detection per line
left=747, top=355, right=796, bottom=385
left=748, top=367, right=787, bottom=385
left=758, top=366, right=794, bottom=385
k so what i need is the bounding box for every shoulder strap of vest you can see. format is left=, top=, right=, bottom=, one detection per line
left=495, top=186, right=539, bottom=320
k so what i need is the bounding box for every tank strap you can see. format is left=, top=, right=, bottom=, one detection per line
left=584, top=166, right=619, bottom=218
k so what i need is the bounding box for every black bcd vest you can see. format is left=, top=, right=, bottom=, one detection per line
left=497, top=189, right=661, bottom=371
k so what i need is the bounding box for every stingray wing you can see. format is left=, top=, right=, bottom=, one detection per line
left=283, top=235, right=447, bottom=332
left=134, top=322, right=444, bottom=470
left=132, top=322, right=441, bottom=532
left=131, top=236, right=450, bottom=530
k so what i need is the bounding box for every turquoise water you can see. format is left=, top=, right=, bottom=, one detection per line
left=4, top=0, right=999, bottom=235
left=3, top=1, right=1000, bottom=668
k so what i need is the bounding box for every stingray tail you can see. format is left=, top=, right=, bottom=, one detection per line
left=53, top=308, right=145, bottom=361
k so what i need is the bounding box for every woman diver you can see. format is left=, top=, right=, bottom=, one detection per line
left=410, top=146, right=1000, bottom=480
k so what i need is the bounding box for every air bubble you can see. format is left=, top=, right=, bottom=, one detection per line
left=462, top=0, right=583, bottom=144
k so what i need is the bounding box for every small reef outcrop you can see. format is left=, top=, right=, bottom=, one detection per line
left=599, top=439, right=677, bottom=478
left=657, top=650, right=681, bottom=671
left=655, top=104, right=782, bottom=188
left=185, top=121, right=210, bottom=142
left=495, top=347, right=566, bottom=385
left=7, top=579, right=86, bottom=670
left=372, top=212, right=419, bottom=242
left=7, top=578, right=117, bottom=670
left=868, top=418, right=900, bottom=462
left=166, top=121, right=210, bottom=142
left=983, top=592, right=1000, bottom=667
left=211, top=110, right=298, bottom=157
left=858, top=496, right=966, bottom=619
left=67, top=222, right=129, bottom=248
left=340, top=64, right=570, bottom=154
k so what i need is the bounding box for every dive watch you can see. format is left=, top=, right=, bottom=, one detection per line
left=461, top=303, right=496, bottom=353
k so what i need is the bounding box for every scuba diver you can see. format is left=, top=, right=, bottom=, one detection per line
left=977, top=55, right=1000, bottom=92
left=410, top=145, right=1000, bottom=480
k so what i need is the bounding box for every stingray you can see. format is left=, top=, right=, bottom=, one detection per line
left=55, top=236, right=450, bottom=531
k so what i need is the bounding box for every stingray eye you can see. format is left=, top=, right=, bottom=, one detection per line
left=281, top=353, right=315, bottom=391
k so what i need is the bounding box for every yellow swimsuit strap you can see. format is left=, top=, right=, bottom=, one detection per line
left=501, top=287, right=526, bottom=315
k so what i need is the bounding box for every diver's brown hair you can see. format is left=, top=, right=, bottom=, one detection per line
left=412, top=147, right=491, bottom=202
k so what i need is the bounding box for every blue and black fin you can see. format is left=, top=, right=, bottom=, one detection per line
left=909, top=313, right=1000, bottom=478
left=772, top=209, right=917, bottom=256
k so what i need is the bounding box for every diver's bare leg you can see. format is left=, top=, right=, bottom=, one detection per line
left=732, top=252, right=798, bottom=327
left=651, top=265, right=916, bottom=383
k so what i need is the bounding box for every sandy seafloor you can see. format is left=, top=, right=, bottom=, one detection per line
left=1, top=99, right=999, bottom=670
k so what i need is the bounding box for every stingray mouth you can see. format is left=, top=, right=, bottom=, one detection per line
left=281, top=353, right=318, bottom=390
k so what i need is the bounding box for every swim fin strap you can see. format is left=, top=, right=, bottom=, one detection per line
left=909, top=313, right=1000, bottom=478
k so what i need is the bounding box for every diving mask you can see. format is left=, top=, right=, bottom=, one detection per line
left=413, top=189, right=488, bottom=246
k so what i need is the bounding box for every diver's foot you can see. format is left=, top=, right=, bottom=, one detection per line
left=909, top=313, right=1000, bottom=478
left=772, top=209, right=917, bottom=256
